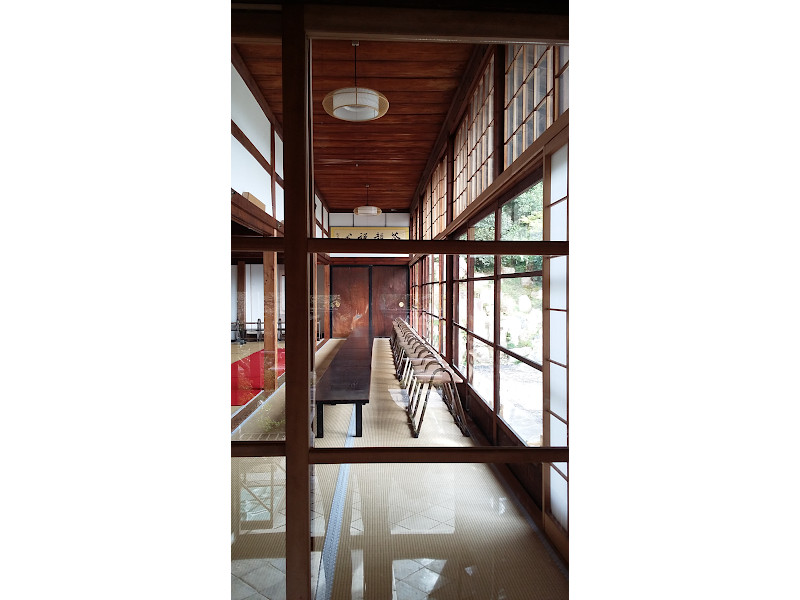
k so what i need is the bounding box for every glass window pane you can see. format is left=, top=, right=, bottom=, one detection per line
left=471, top=336, right=494, bottom=408
left=550, top=144, right=568, bottom=202
left=231, top=457, right=287, bottom=599
left=558, top=45, right=569, bottom=70
left=457, top=282, right=467, bottom=326
left=275, top=183, right=284, bottom=223
left=549, top=415, right=568, bottom=477
left=548, top=200, right=568, bottom=242
left=274, top=133, right=284, bottom=179
left=499, top=353, right=542, bottom=446
left=525, top=116, right=534, bottom=149
left=549, top=467, right=568, bottom=530
left=548, top=310, right=567, bottom=365
left=458, top=254, right=468, bottom=279
left=549, top=255, right=567, bottom=310
left=535, top=60, right=548, bottom=106
left=473, top=255, right=494, bottom=278
left=558, top=66, right=569, bottom=116
left=525, top=44, right=535, bottom=77
left=473, top=279, right=494, bottom=342
left=500, top=277, right=542, bottom=364
left=501, top=181, right=543, bottom=242
left=505, top=102, right=514, bottom=142
left=457, top=327, right=467, bottom=375
left=474, top=211, right=495, bottom=241
left=550, top=362, right=567, bottom=420
left=535, top=102, right=547, bottom=139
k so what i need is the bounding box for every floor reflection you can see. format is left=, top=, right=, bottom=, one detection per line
left=231, top=338, right=568, bottom=600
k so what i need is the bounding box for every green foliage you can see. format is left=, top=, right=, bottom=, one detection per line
left=471, top=182, right=544, bottom=274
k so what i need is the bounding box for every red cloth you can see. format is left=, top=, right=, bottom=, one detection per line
left=231, top=349, right=285, bottom=406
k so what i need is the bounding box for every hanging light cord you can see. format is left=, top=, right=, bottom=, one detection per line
left=353, top=41, right=358, bottom=88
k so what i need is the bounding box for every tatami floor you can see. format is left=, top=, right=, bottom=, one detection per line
left=231, top=338, right=568, bottom=600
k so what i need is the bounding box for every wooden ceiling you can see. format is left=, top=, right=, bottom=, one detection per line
left=234, top=39, right=476, bottom=213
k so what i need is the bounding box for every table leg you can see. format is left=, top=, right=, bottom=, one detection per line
left=316, top=403, right=324, bottom=438
left=355, top=403, right=362, bottom=437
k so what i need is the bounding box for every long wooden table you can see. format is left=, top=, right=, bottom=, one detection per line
left=314, top=329, right=372, bottom=438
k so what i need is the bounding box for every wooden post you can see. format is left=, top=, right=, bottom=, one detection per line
left=283, top=4, right=312, bottom=599
left=237, top=260, right=246, bottom=336
left=263, top=251, right=278, bottom=395
left=493, top=207, right=501, bottom=443
left=323, top=264, right=331, bottom=341
left=493, top=44, right=505, bottom=180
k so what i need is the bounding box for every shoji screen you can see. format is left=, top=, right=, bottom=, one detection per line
left=544, top=142, right=568, bottom=546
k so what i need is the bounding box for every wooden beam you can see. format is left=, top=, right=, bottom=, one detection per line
left=231, top=120, right=273, bottom=176
left=232, top=234, right=285, bottom=252
left=231, top=8, right=282, bottom=44
left=327, top=256, right=410, bottom=266
left=309, top=446, right=568, bottom=464
left=230, top=443, right=568, bottom=463
left=231, top=441, right=286, bottom=458
left=231, top=191, right=284, bottom=236
left=304, top=5, right=569, bottom=43
left=308, top=238, right=568, bottom=255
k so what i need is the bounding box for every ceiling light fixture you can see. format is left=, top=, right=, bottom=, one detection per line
left=323, top=41, right=389, bottom=122
left=354, top=184, right=382, bottom=216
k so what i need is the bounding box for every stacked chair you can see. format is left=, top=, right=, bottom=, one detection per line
left=389, top=319, right=470, bottom=438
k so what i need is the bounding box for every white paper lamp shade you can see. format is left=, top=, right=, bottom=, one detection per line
left=353, top=205, right=381, bottom=216
left=323, top=87, right=389, bottom=122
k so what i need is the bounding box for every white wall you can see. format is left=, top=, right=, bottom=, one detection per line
left=328, top=213, right=411, bottom=257
left=231, top=64, right=271, bottom=163
left=328, top=212, right=410, bottom=227
left=231, top=135, right=272, bottom=211
left=246, top=264, right=264, bottom=324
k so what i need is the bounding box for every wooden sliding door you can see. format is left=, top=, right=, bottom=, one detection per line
left=371, top=266, right=409, bottom=337
left=331, top=266, right=370, bottom=338
left=331, top=265, right=409, bottom=338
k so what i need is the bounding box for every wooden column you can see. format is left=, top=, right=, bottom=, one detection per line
left=312, top=254, right=319, bottom=344
left=323, top=264, right=331, bottom=340
left=263, top=251, right=278, bottom=395
left=493, top=44, right=505, bottom=181
left=283, top=5, right=312, bottom=599
left=493, top=206, right=501, bottom=444
left=237, top=260, right=246, bottom=334
left=445, top=255, right=454, bottom=363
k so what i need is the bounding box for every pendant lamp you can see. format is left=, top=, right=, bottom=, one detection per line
left=323, top=41, right=389, bottom=122
left=354, top=184, right=381, bottom=216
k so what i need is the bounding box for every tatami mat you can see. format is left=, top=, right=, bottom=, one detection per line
left=232, top=337, right=568, bottom=600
